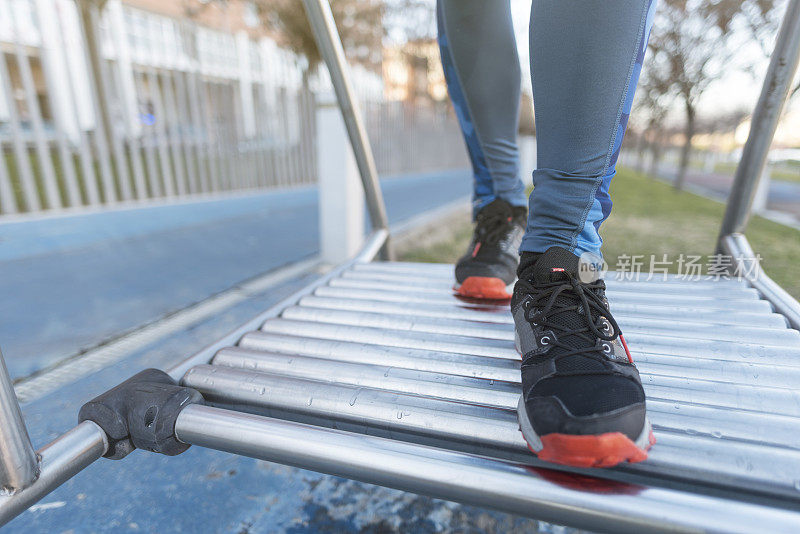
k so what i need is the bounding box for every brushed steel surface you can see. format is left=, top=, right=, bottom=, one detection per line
left=232, top=333, right=800, bottom=389
left=212, top=346, right=800, bottom=416
left=0, top=349, right=38, bottom=491
left=298, top=294, right=790, bottom=329
left=312, top=286, right=784, bottom=325
left=257, top=319, right=800, bottom=365
left=332, top=275, right=762, bottom=301
left=175, top=404, right=800, bottom=533
left=0, top=422, right=107, bottom=527
left=185, top=364, right=800, bottom=500
left=352, top=262, right=750, bottom=287
left=282, top=304, right=800, bottom=345
left=314, top=285, right=774, bottom=313
left=181, top=259, right=800, bottom=520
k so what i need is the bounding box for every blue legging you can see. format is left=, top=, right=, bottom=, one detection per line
left=437, top=0, right=657, bottom=259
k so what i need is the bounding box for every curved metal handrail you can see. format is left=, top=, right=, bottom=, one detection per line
left=720, top=233, right=800, bottom=330
left=715, top=0, right=800, bottom=328
left=302, top=0, right=392, bottom=260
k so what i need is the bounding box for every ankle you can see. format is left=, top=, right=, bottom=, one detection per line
left=517, top=251, right=541, bottom=279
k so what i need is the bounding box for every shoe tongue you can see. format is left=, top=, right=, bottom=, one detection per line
left=477, top=198, right=512, bottom=221
left=530, top=246, right=580, bottom=283
left=528, top=247, right=606, bottom=370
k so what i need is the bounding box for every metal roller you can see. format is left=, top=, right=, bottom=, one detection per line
left=283, top=304, right=800, bottom=346
left=260, top=318, right=518, bottom=359
left=331, top=276, right=762, bottom=301
left=184, top=365, right=523, bottom=457
left=212, top=349, right=521, bottom=409
left=298, top=294, right=790, bottom=328
left=320, top=283, right=772, bottom=311
left=205, top=348, right=800, bottom=454
left=215, top=346, right=800, bottom=417
left=235, top=332, right=800, bottom=389
left=234, top=334, right=800, bottom=450
left=340, top=268, right=761, bottom=296
left=351, top=262, right=750, bottom=288
left=174, top=405, right=800, bottom=533
left=257, top=318, right=800, bottom=365
left=313, top=286, right=779, bottom=321
left=283, top=305, right=513, bottom=340
left=236, top=333, right=519, bottom=381
left=185, top=365, right=800, bottom=499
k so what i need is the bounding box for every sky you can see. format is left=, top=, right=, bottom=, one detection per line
left=508, top=0, right=798, bottom=127
left=395, top=0, right=800, bottom=142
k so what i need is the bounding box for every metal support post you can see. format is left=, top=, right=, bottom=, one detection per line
left=717, top=0, right=800, bottom=244
left=0, top=349, right=38, bottom=491
left=301, top=0, right=392, bottom=260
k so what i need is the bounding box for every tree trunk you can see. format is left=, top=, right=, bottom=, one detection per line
left=648, top=131, right=663, bottom=179
left=635, top=130, right=648, bottom=173
left=675, top=100, right=695, bottom=191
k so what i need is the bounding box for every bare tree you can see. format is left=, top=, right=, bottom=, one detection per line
left=647, top=0, right=776, bottom=190
left=256, top=0, right=386, bottom=84
left=634, top=66, right=673, bottom=177
left=255, top=0, right=434, bottom=85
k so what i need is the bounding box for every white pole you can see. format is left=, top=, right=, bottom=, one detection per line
left=236, top=31, right=256, bottom=139
left=317, top=90, right=365, bottom=264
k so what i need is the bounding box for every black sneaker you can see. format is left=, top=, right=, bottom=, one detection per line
left=512, top=246, right=654, bottom=468
left=454, top=199, right=526, bottom=300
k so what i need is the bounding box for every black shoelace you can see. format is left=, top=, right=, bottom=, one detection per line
left=517, top=274, right=627, bottom=374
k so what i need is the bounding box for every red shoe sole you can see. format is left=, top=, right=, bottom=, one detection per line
left=454, top=277, right=511, bottom=300
left=527, top=431, right=656, bottom=469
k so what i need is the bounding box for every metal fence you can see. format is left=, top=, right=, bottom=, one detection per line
left=0, top=0, right=466, bottom=216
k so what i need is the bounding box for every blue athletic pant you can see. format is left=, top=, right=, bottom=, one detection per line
left=437, top=0, right=657, bottom=258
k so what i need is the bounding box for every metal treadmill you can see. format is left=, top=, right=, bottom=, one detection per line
left=2, top=1, right=800, bottom=532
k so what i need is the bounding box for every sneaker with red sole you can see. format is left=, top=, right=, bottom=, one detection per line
left=454, top=199, right=526, bottom=300
left=512, top=246, right=654, bottom=468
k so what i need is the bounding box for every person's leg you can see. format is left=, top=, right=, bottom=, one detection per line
left=437, top=0, right=527, bottom=217
left=521, top=0, right=657, bottom=261
left=437, top=0, right=528, bottom=299
left=514, top=0, right=657, bottom=468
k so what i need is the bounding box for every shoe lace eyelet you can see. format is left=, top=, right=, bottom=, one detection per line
left=602, top=342, right=612, bottom=354
left=539, top=335, right=550, bottom=346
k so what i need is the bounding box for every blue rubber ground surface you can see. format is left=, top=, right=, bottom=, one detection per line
left=0, top=170, right=470, bottom=379
left=10, top=275, right=544, bottom=533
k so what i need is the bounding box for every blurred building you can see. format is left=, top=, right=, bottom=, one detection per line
left=383, top=39, right=446, bottom=104
left=0, top=0, right=382, bottom=142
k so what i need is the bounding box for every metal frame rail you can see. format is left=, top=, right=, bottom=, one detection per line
left=2, top=0, right=800, bottom=531
left=301, top=0, right=392, bottom=260
left=716, top=0, right=800, bottom=329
